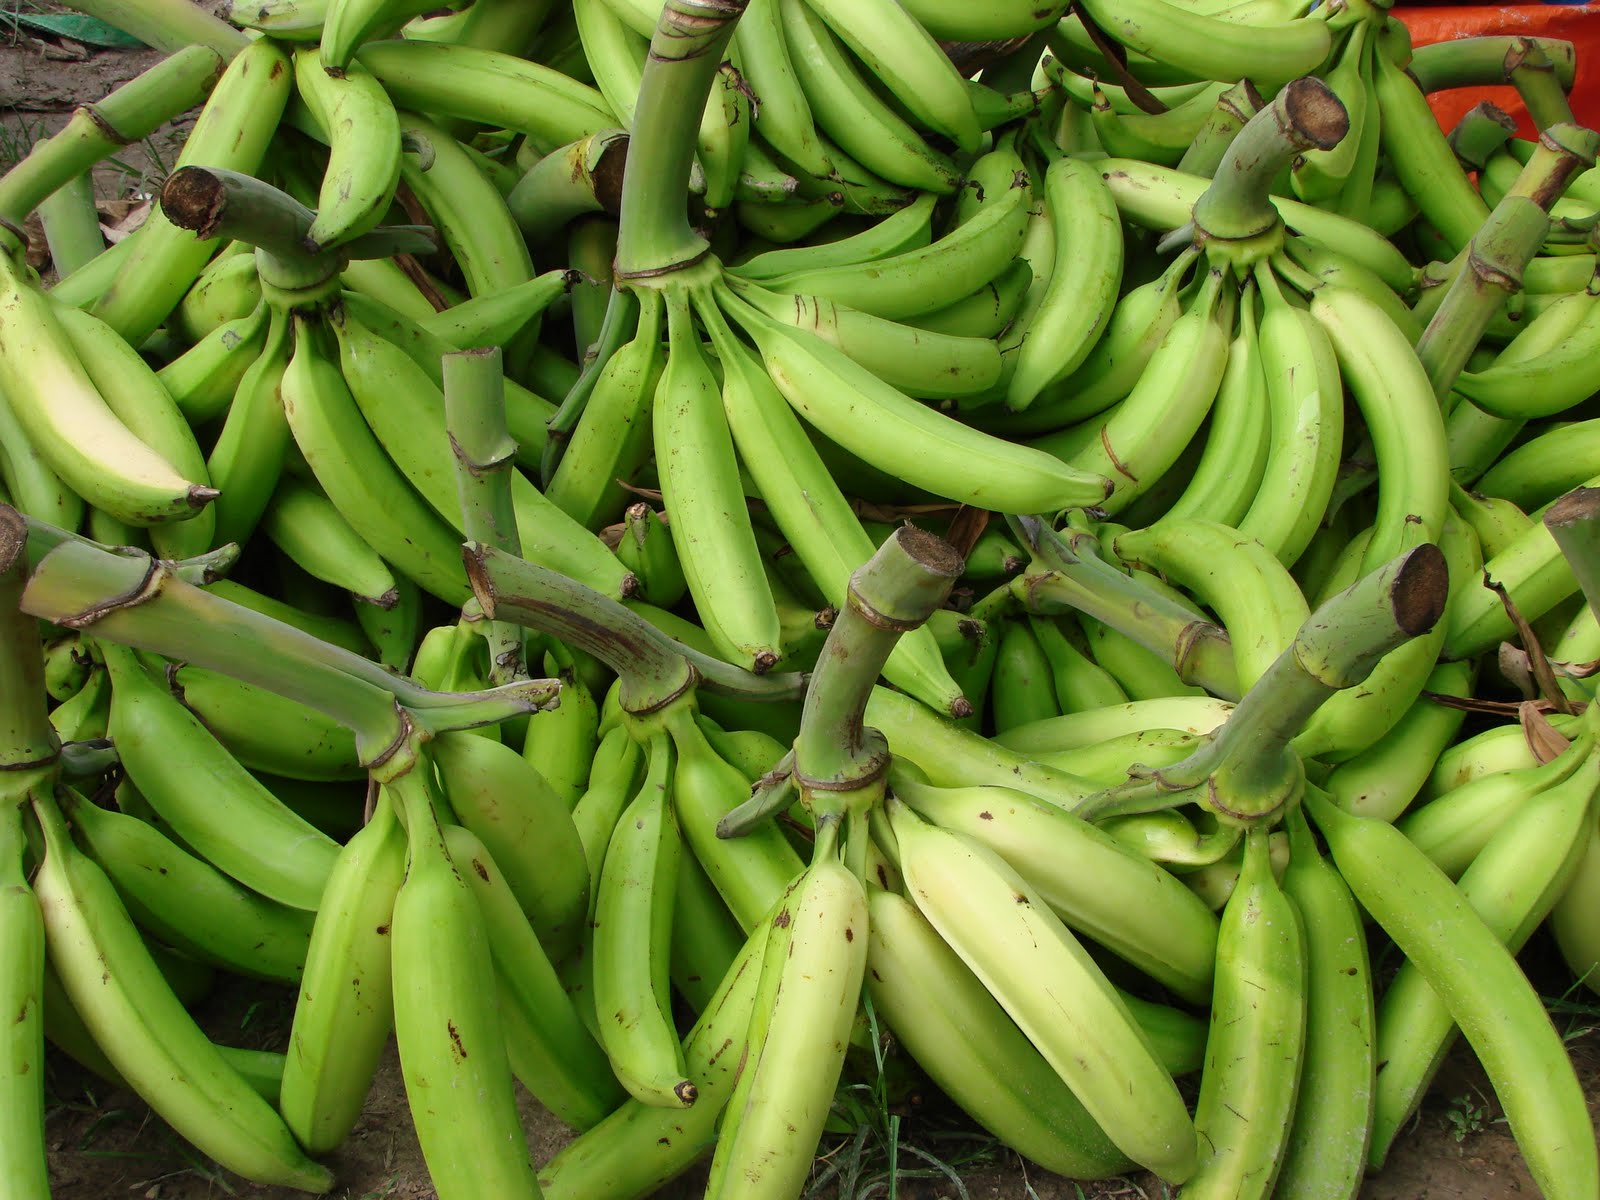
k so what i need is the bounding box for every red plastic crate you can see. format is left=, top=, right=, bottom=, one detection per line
left=1392, top=4, right=1600, bottom=136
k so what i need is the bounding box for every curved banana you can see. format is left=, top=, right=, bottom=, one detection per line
left=1160, top=285, right=1271, bottom=528
left=729, top=191, right=935, bottom=282
left=662, top=700, right=805, bottom=933
left=0, top=369, right=85, bottom=535
left=321, top=0, right=460, bottom=67
left=719, top=284, right=1113, bottom=514
left=704, top=831, right=866, bottom=1200
left=546, top=289, right=664, bottom=530
left=1307, top=786, right=1600, bottom=1200
left=889, top=764, right=1220, bottom=1004
left=441, top=821, right=624, bottom=1130
left=1320, top=660, right=1474, bottom=821
left=100, top=641, right=340, bottom=912
left=888, top=798, right=1198, bottom=1183
left=260, top=474, right=399, bottom=608
left=273, top=790, right=403, bottom=1158
left=31, top=788, right=334, bottom=1191
left=521, top=643, right=603, bottom=808
left=775, top=0, right=960, bottom=193
left=90, top=38, right=291, bottom=345
left=1478, top=414, right=1600, bottom=512
left=803, top=0, right=980, bottom=151
left=983, top=246, right=1198, bottom=436
left=591, top=731, right=694, bottom=1107
left=538, top=918, right=768, bottom=1200
left=1272, top=806, right=1374, bottom=1200
left=753, top=170, right=1030, bottom=320
left=293, top=45, right=402, bottom=251
left=864, top=885, right=1135, bottom=1180
left=694, top=295, right=966, bottom=715
left=1033, top=267, right=1230, bottom=518
left=722, top=277, right=1002, bottom=399
left=654, top=291, right=781, bottom=672
left=395, top=111, right=535, bottom=300
left=62, top=790, right=314, bottom=985
left=1007, top=154, right=1125, bottom=412
left=1075, top=0, right=1331, bottom=89
left=388, top=764, right=540, bottom=1200
left=1372, top=28, right=1491, bottom=254
left=1113, top=518, right=1309, bottom=689
left=432, top=730, right=590, bottom=963
left=205, top=304, right=293, bottom=551
left=281, top=311, right=472, bottom=604
left=172, top=244, right=261, bottom=345
left=157, top=301, right=272, bottom=425
left=990, top=618, right=1061, bottom=735
left=1370, top=747, right=1599, bottom=1170
left=0, top=249, right=212, bottom=528
left=732, top=0, right=832, bottom=180
left=1397, top=730, right=1593, bottom=879
left=909, top=257, right=1033, bottom=339
left=168, top=663, right=362, bottom=782
left=1183, top=825, right=1306, bottom=1200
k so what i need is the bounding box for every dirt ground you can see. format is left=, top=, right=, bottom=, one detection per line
left=10, top=12, right=1600, bottom=1200
left=36, top=943, right=1600, bottom=1200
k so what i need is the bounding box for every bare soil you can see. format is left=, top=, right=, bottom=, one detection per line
left=9, top=15, right=1600, bottom=1200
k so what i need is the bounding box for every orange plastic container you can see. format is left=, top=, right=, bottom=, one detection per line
left=1391, top=4, right=1600, bottom=135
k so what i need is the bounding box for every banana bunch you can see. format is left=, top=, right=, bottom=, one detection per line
left=13, top=0, right=1600, bottom=1194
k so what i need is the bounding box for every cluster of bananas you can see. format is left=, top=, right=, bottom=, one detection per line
left=7, top=0, right=1600, bottom=1197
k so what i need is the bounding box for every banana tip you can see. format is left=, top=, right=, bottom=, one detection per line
left=186, top=485, right=221, bottom=510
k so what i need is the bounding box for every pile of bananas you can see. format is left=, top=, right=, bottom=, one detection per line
left=7, top=0, right=1600, bottom=1196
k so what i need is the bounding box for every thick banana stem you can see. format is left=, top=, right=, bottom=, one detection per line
left=508, top=130, right=629, bottom=243
left=1416, top=128, right=1597, bottom=399
left=1544, top=487, right=1600, bottom=628
left=795, top=526, right=963, bottom=806
left=1507, top=39, right=1577, bottom=132
left=444, top=349, right=525, bottom=685
left=614, top=0, right=748, bottom=275
left=465, top=541, right=807, bottom=708
left=0, top=507, right=56, bottom=766
left=159, top=166, right=437, bottom=290
left=1447, top=102, right=1518, bottom=172
left=1076, top=544, right=1449, bottom=822
left=18, top=512, right=237, bottom=583
left=17, top=538, right=554, bottom=760
left=1192, top=76, right=1348, bottom=242
left=36, top=176, right=104, bottom=278
left=1176, top=80, right=1263, bottom=180
left=1410, top=34, right=1577, bottom=93
left=0, top=45, right=222, bottom=232
left=1008, top=515, right=1241, bottom=701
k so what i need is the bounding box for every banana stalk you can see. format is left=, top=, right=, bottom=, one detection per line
left=1076, top=544, right=1450, bottom=822
left=18, top=538, right=556, bottom=759
left=1414, top=126, right=1599, bottom=401
left=443, top=348, right=525, bottom=686
left=0, top=45, right=222, bottom=231
left=1545, top=487, right=1600, bottom=626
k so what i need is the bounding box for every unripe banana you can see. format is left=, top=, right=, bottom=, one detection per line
left=388, top=765, right=540, bottom=1200
left=432, top=730, right=590, bottom=963
left=1183, top=826, right=1306, bottom=1200
left=277, top=788, right=406, bottom=1154
left=591, top=730, right=694, bottom=1107
left=889, top=798, right=1197, bottom=1183
left=100, top=642, right=340, bottom=911
left=31, top=789, right=334, bottom=1191
left=704, top=840, right=867, bottom=1200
